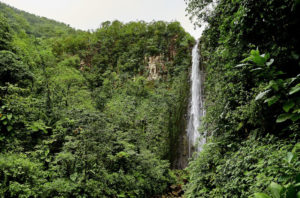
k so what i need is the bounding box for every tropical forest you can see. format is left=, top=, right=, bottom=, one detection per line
left=0, top=0, right=299, bottom=197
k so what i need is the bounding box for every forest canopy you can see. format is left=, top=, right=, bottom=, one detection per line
left=0, top=2, right=194, bottom=197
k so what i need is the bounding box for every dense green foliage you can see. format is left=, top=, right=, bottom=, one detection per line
left=0, top=2, right=195, bottom=197
left=185, top=0, right=300, bottom=197
left=2, top=0, right=299, bottom=197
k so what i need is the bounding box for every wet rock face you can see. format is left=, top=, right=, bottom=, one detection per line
left=145, top=55, right=167, bottom=80
left=172, top=131, right=189, bottom=169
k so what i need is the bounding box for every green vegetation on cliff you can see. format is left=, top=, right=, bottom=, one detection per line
left=0, top=2, right=194, bottom=197
left=185, top=0, right=300, bottom=197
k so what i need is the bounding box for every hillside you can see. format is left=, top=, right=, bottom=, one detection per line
left=0, top=2, right=74, bottom=37
left=0, top=2, right=194, bottom=197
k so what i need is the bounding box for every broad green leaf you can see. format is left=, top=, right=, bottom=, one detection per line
left=243, top=49, right=268, bottom=66
left=268, top=182, right=283, bottom=198
left=286, top=152, right=295, bottom=163
left=236, top=122, right=244, bottom=130
left=275, top=71, right=285, bottom=76
left=262, top=53, right=270, bottom=60
left=70, top=173, right=78, bottom=182
left=28, top=120, right=48, bottom=133
left=291, top=114, right=300, bottom=122
left=276, top=113, right=292, bottom=123
left=256, top=89, right=271, bottom=100
left=244, top=171, right=251, bottom=176
left=293, top=108, right=300, bottom=113
left=283, top=101, right=295, bottom=112
left=254, top=193, right=272, bottom=198
left=45, top=149, right=50, bottom=156
left=117, top=151, right=129, bottom=158
left=7, top=125, right=13, bottom=132
left=7, top=114, right=12, bottom=121
left=292, top=143, right=300, bottom=153
left=252, top=55, right=267, bottom=66
left=264, top=95, right=280, bottom=106
left=118, top=193, right=126, bottom=198
left=30, top=125, right=39, bottom=132
left=251, top=49, right=260, bottom=56
left=0, top=115, right=6, bottom=120
left=289, top=84, right=300, bottom=95
left=269, top=80, right=279, bottom=91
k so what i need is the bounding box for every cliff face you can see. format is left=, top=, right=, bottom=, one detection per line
left=146, top=55, right=167, bottom=80
left=171, top=114, right=189, bottom=169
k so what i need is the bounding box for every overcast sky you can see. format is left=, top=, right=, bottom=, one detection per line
left=0, top=0, right=203, bottom=39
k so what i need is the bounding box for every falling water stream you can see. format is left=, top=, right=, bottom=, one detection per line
left=187, top=40, right=205, bottom=157
left=172, top=40, right=206, bottom=169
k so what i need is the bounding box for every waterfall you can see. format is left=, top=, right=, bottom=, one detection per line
left=187, top=40, right=205, bottom=157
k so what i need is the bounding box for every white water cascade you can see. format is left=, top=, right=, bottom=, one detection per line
left=187, top=40, right=206, bottom=157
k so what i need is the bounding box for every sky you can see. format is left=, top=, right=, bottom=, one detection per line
left=0, top=0, right=204, bottom=39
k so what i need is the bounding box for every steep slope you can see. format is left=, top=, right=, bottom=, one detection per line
left=0, top=3, right=195, bottom=197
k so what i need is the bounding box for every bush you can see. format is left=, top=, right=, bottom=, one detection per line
left=0, top=153, right=47, bottom=197
left=185, top=137, right=299, bottom=198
